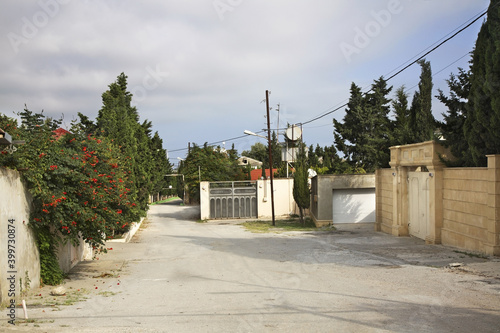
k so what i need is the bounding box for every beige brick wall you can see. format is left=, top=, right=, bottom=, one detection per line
left=441, top=167, right=493, bottom=253
left=376, top=169, right=393, bottom=233
left=377, top=141, right=499, bottom=256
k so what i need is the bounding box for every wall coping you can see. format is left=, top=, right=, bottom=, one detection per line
left=390, top=140, right=453, bottom=168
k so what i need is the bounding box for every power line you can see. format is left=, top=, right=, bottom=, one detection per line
left=169, top=5, right=490, bottom=153
left=300, top=7, right=488, bottom=126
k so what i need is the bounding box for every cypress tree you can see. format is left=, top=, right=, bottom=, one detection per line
left=464, top=0, right=500, bottom=166
left=292, top=143, right=310, bottom=225
left=410, top=59, right=436, bottom=142
left=392, top=86, right=412, bottom=145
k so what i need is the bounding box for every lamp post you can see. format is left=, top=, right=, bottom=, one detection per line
left=243, top=90, right=276, bottom=226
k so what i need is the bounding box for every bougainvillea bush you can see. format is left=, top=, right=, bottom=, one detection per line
left=0, top=108, right=142, bottom=284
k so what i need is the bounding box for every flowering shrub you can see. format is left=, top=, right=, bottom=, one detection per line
left=0, top=109, right=143, bottom=284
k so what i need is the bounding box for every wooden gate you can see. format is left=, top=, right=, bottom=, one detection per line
left=209, top=181, right=257, bottom=219
left=408, top=172, right=430, bottom=240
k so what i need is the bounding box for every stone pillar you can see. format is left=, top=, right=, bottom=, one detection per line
left=389, top=146, right=409, bottom=236
left=426, top=165, right=444, bottom=244
left=486, top=155, right=500, bottom=256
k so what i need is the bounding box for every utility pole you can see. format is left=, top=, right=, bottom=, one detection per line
left=266, top=90, right=276, bottom=226
left=276, top=103, right=280, bottom=142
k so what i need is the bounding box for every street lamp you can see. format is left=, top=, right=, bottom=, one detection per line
left=243, top=90, right=276, bottom=226
left=0, top=128, right=25, bottom=153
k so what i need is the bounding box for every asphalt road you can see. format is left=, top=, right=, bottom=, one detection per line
left=3, top=200, right=500, bottom=332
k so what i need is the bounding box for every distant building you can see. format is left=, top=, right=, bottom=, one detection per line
left=53, top=128, right=71, bottom=139
left=238, top=156, right=263, bottom=169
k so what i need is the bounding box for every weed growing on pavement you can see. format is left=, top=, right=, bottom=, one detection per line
left=242, top=217, right=320, bottom=233
left=98, top=291, right=118, bottom=297
left=453, top=250, right=489, bottom=259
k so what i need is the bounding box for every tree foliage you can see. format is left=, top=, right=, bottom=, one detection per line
left=334, top=77, right=393, bottom=173
left=463, top=0, right=500, bottom=166
left=410, top=59, right=436, bottom=142
left=292, top=143, right=310, bottom=225
left=0, top=73, right=171, bottom=284
left=179, top=143, right=246, bottom=203
left=436, top=68, right=472, bottom=166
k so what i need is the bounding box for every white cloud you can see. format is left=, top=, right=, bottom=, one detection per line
left=0, top=0, right=490, bottom=156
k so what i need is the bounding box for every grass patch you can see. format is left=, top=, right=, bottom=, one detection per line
left=150, top=197, right=181, bottom=205
left=32, top=288, right=91, bottom=308
left=196, top=219, right=208, bottom=223
left=242, top=217, right=318, bottom=233
left=98, top=291, right=118, bottom=297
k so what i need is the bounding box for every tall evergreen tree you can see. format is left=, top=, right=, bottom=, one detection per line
left=410, top=59, right=436, bottom=142
left=270, top=131, right=282, bottom=169
left=292, top=143, right=310, bottom=225
left=436, top=68, right=472, bottom=166
left=464, top=0, right=500, bottom=166
left=392, top=86, right=413, bottom=145
left=334, top=77, right=393, bottom=172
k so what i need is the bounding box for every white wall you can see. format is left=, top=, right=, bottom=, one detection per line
left=200, top=179, right=299, bottom=220
left=0, top=168, right=40, bottom=306
left=257, top=178, right=298, bottom=218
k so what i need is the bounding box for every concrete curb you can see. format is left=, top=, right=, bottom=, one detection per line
left=107, top=216, right=146, bottom=243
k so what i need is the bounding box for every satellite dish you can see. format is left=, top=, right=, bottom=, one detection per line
left=285, top=125, right=302, bottom=142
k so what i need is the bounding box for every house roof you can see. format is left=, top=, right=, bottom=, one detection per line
left=53, top=128, right=71, bottom=139
left=250, top=168, right=277, bottom=180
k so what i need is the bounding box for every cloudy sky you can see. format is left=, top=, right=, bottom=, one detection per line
left=0, top=0, right=490, bottom=162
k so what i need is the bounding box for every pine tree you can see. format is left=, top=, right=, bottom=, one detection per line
left=334, top=77, right=393, bottom=172
left=410, top=59, right=436, bottom=142
left=437, top=68, right=472, bottom=166
left=464, top=0, right=500, bottom=166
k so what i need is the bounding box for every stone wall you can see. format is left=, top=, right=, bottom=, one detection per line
left=375, top=141, right=500, bottom=256
left=441, top=160, right=499, bottom=255
left=375, top=169, right=393, bottom=234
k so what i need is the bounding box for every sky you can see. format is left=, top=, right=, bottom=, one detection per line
left=0, top=0, right=491, bottom=164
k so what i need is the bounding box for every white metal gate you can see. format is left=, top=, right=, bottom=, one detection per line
left=408, top=172, right=430, bottom=240
left=209, top=181, right=257, bottom=219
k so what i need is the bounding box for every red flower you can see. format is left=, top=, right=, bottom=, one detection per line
left=117, top=209, right=122, bottom=214
left=42, top=209, right=49, bottom=214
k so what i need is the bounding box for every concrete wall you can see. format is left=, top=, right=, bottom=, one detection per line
left=0, top=168, right=40, bottom=306
left=375, top=141, right=500, bottom=256
left=310, top=174, right=375, bottom=227
left=57, top=236, right=93, bottom=273
left=257, top=178, right=297, bottom=218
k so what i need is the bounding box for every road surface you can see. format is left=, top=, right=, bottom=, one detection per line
left=3, top=200, right=500, bottom=332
